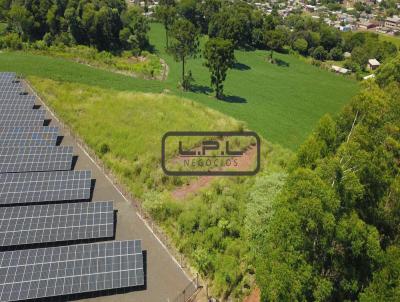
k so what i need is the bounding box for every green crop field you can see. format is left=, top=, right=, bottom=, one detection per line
left=0, top=23, right=358, bottom=149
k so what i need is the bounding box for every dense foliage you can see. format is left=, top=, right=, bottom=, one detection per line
left=1, top=0, right=149, bottom=52
left=254, top=57, right=400, bottom=301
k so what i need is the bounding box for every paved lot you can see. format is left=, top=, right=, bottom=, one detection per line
left=29, top=82, right=192, bottom=302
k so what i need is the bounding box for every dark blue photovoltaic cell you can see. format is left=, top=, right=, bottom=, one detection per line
left=0, top=240, right=144, bottom=301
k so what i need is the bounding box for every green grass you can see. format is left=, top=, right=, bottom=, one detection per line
left=0, top=23, right=359, bottom=149
left=29, top=76, right=290, bottom=300
left=378, top=33, right=400, bottom=49
left=30, top=77, right=242, bottom=197
left=148, top=23, right=358, bottom=149
left=0, top=52, right=164, bottom=93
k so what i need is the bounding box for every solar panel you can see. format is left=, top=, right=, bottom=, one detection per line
left=0, top=109, right=45, bottom=117
left=0, top=92, right=28, bottom=99
left=0, top=103, right=35, bottom=110
left=0, top=94, right=34, bottom=101
left=0, top=240, right=144, bottom=301
left=0, top=126, right=58, bottom=136
left=0, top=170, right=91, bottom=205
left=0, top=82, right=23, bottom=90
left=0, top=110, right=45, bottom=127
left=0, top=201, right=114, bottom=247
left=0, top=86, right=24, bottom=94
left=0, top=73, right=17, bottom=83
left=0, top=130, right=57, bottom=147
left=0, top=120, right=43, bottom=128
left=0, top=146, right=73, bottom=173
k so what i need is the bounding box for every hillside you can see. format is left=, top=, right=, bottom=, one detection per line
left=0, top=23, right=359, bottom=150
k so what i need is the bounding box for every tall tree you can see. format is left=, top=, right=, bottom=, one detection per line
left=264, top=29, right=286, bottom=62
left=155, top=0, right=176, bottom=48
left=119, top=6, right=149, bottom=54
left=203, top=37, right=235, bottom=99
left=168, top=18, right=199, bottom=90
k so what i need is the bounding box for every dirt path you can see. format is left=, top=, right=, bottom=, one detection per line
left=171, top=146, right=258, bottom=200
left=243, top=287, right=260, bottom=302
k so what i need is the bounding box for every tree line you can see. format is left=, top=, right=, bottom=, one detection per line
left=0, top=0, right=150, bottom=53
left=251, top=55, right=400, bottom=301
left=156, top=0, right=398, bottom=97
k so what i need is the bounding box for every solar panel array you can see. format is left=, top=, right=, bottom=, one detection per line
left=0, top=240, right=144, bottom=302
left=0, top=72, right=145, bottom=300
left=0, top=146, right=73, bottom=173
left=0, top=170, right=91, bottom=205
left=0, top=131, right=57, bottom=147
left=0, top=126, right=58, bottom=136
left=0, top=201, right=114, bottom=247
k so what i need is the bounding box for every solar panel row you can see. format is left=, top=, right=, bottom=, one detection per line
left=0, top=201, right=114, bottom=247
left=0, top=72, right=145, bottom=301
left=0, top=240, right=144, bottom=302
left=0, top=126, right=58, bottom=135
left=0, top=170, right=91, bottom=205
left=0, top=133, right=57, bottom=147
left=0, top=146, right=73, bottom=173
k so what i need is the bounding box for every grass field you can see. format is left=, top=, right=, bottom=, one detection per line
left=0, top=23, right=358, bottom=149
left=378, top=33, right=400, bottom=49
left=149, top=23, right=359, bottom=149
left=30, top=77, right=242, bottom=196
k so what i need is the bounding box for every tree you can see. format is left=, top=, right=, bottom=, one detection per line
left=120, top=6, right=149, bottom=54
left=255, top=79, right=400, bottom=301
left=375, top=55, right=400, bottom=87
left=351, top=46, right=369, bottom=70
left=168, top=18, right=199, bottom=90
left=204, top=38, right=235, bottom=99
left=7, top=4, right=33, bottom=40
left=264, top=29, right=286, bottom=62
left=155, top=0, right=176, bottom=48
left=293, top=38, right=308, bottom=55
left=312, top=46, right=328, bottom=61
left=329, top=46, right=344, bottom=61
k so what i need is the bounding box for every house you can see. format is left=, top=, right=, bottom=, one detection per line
left=368, top=59, right=380, bottom=70
left=357, top=20, right=377, bottom=30
left=385, top=16, right=400, bottom=30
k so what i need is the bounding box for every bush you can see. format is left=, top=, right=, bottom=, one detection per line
left=293, top=38, right=308, bottom=55
left=329, top=47, right=344, bottom=61
left=311, top=46, right=328, bottom=61
left=1, top=33, right=23, bottom=50
left=99, top=143, right=110, bottom=155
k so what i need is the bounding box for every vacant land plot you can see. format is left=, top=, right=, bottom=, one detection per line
left=30, top=77, right=241, bottom=197
left=0, top=24, right=358, bottom=149
left=149, top=23, right=359, bottom=149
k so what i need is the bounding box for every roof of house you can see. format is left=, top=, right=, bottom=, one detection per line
left=386, top=16, right=400, bottom=23
left=368, top=59, right=380, bottom=66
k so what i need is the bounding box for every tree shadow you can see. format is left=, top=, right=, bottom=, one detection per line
left=220, top=95, right=247, bottom=103
left=275, top=58, right=290, bottom=67
left=190, top=84, right=213, bottom=94
left=233, top=62, right=251, bottom=71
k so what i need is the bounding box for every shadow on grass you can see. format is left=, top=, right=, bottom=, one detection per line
left=275, top=58, right=290, bottom=67
left=220, top=95, right=247, bottom=103
left=191, top=84, right=213, bottom=94
left=233, top=62, right=251, bottom=71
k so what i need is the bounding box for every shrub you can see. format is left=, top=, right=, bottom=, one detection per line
left=99, top=143, right=110, bottom=155
left=311, top=46, right=328, bottom=61
left=329, top=46, right=344, bottom=61
left=1, top=33, right=23, bottom=50
left=293, top=38, right=308, bottom=55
